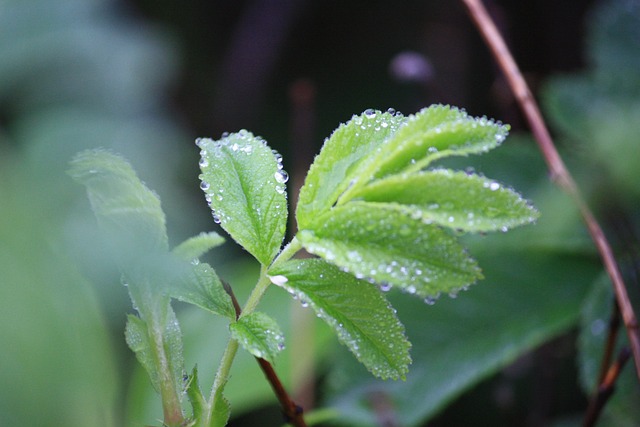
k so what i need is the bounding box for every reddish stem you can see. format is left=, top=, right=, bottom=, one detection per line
left=460, top=0, right=640, bottom=381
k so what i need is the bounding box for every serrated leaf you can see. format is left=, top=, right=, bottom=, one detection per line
left=269, top=259, right=411, bottom=380
left=210, top=388, right=231, bottom=427
left=197, top=131, right=288, bottom=265
left=185, top=366, right=206, bottom=423
left=170, top=262, right=236, bottom=320
left=297, top=109, right=406, bottom=229
left=229, top=312, right=285, bottom=363
left=173, top=232, right=225, bottom=261
left=350, top=169, right=539, bottom=232
left=297, top=202, right=481, bottom=298
left=339, top=106, right=509, bottom=203
left=326, top=248, right=601, bottom=426
left=68, top=149, right=168, bottom=268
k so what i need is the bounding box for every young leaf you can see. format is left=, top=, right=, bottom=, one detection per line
left=197, top=131, right=288, bottom=265
left=170, top=262, right=236, bottom=321
left=297, top=202, right=481, bottom=298
left=173, top=232, right=225, bottom=261
left=350, top=169, right=539, bottom=232
left=296, top=109, right=406, bottom=229
left=68, top=149, right=168, bottom=269
left=369, top=105, right=508, bottom=179
left=125, top=315, right=160, bottom=391
left=229, top=312, right=285, bottom=363
left=268, top=259, right=411, bottom=380
left=185, top=366, right=206, bottom=423
left=210, top=388, right=231, bottom=427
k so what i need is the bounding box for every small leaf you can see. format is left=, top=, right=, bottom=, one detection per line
left=351, top=169, right=539, bottom=232
left=170, top=262, right=236, bottom=320
left=68, top=149, right=168, bottom=269
left=269, top=259, right=411, bottom=380
left=197, top=132, right=288, bottom=265
left=229, top=312, right=285, bottom=363
left=210, top=388, right=231, bottom=427
left=298, top=202, right=481, bottom=298
left=185, top=366, right=206, bottom=423
left=173, top=232, right=225, bottom=261
left=125, top=315, right=160, bottom=391
left=297, top=109, right=406, bottom=229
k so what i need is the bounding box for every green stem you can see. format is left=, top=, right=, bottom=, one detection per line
left=205, top=237, right=303, bottom=424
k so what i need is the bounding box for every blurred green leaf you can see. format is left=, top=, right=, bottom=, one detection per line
left=125, top=315, right=161, bottom=391
left=351, top=169, right=538, bottom=232
left=298, top=202, right=481, bottom=298
left=173, top=232, right=225, bottom=262
left=230, top=312, right=285, bottom=363
left=269, top=259, right=411, bottom=380
left=68, top=149, right=168, bottom=269
left=198, top=132, right=288, bottom=265
left=296, top=109, right=406, bottom=229
left=170, top=262, right=236, bottom=321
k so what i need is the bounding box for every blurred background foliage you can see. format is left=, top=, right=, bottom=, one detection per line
left=1, top=0, right=639, bottom=426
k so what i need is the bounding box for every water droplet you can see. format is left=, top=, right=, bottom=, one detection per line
left=364, top=108, right=376, bottom=118
left=199, top=157, right=209, bottom=168
left=269, top=275, right=289, bottom=286
left=191, top=258, right=200, bottom=265
left=277, top=342, right=285, bottom=351
left=379, top=282, right=392, bottom=292
left=424, top=296, right=436, bottom=305
left=300, top=300, right=309, bottom=308
left=489, top=182, right=500, bottom=191
left=428, top=147, right=438, bottom=153
left=221, top=132, right=230, bottom=138
left=386, top=108, right=396, bottom=115
left=212, top=212, right=221, bottom=224
left=406, top=285, right=416, bottom=294
left=275, top=170, right=289, bottom=183
left=275, top=185, right=286, bottom=195
left=200, top=181, right=210, bottom=191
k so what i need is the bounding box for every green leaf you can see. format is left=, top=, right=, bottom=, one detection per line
left=173, top=232, right=225, bottom=261
left=125, top=315, right=161, bottom=391
left=197, top=132, right=288, bottom=265
left=210, top=388, right=231, bottom=427
left=297, top=202, right=481, bottom=298
left=229, top=312, right=285, bottom=363
left=326, top=249, right=601, bottom=426
left=296, top=109, right=406, bottom=229
left=269, top=259, right=411, bottom=380
left=185, top=366, right=206, bottom=424
left=170, top=262, right=236, bottom=320
left=371, top=105, right=508, bottom=178
left=350, top=169, right=539, bottom=232
left=68, top=149, right=168, bottom=269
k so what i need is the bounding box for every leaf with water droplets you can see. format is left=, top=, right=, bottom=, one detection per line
left=197, top=132, right=288, bottom=266
left=185, top=366, right=206, bottom=423
left=339, top=105, right=509, bottom=202
left=172, top=231, right=225, bottom=262
left=229, top=312, right=285, bottom=363
left=298, top=202, right=481, bottom=298
left=297, top=109, right=407, bottom=229
left=169, top=262, right=236, bottom=320
left=269, top=259, right=411, bottom=380
left=351, top=170, right=539, bottom=232
left=68, top=149, right=168, bottom=269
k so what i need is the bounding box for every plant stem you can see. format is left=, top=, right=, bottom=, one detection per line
left=460, top=0, right=640, bottom=381
left=206, top=237, right=304, bottom=425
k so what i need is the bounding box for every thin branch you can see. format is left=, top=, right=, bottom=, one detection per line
left=223, top=280, right=308, bottom=427
left=597, top=298, right=621, bottom=386
left=583, top=347, right=632, bottom=427
left=460, top=0, right=640, bottom=381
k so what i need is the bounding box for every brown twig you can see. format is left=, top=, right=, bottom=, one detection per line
left=583, top=347, right=631, bottom=427
left=597, top=299, right=622, bottom=386
left=460, top=0, right=640, bottom=381
left=222, top=281, right=308, bottom=427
